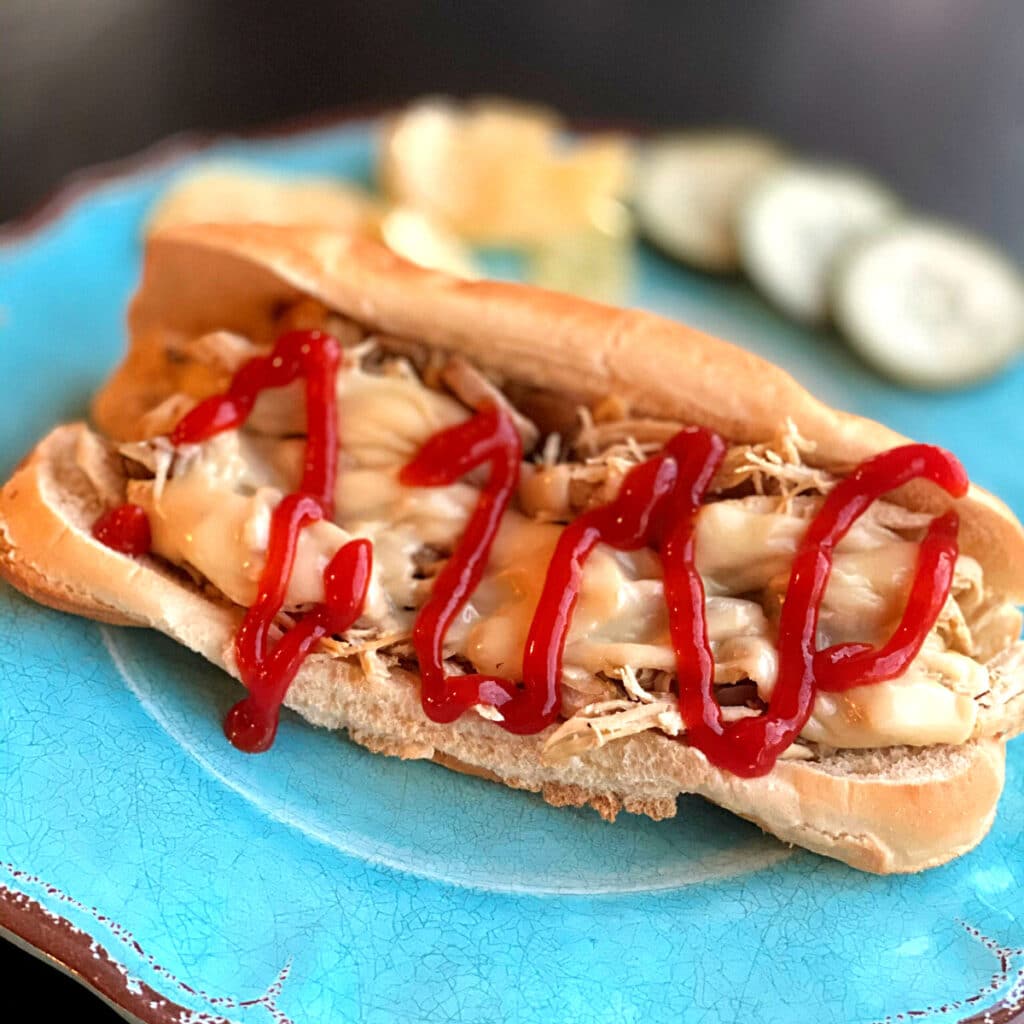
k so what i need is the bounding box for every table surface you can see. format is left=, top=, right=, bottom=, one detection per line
left=2, top=2, right=1022, bottom=1020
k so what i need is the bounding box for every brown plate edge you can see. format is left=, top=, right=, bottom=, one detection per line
left=0, top=884, right=228, bottom=1024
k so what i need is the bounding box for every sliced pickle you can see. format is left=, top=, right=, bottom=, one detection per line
left=633, top=131, right=785, bottom=272
left=738, top=163, right=899, bottom=324
left=833, top=221, right=1024, bottom=388
left=527, top=198, right=633, bottom=302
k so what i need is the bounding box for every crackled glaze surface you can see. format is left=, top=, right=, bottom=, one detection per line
left=1, top=119, right=1023, bottom=1023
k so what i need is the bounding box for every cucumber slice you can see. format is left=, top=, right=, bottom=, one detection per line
left=833, top=221, right=1024, bottom=388
left=633, top=132, right=786, bottom=272
left=738, top=163, right=899, bottom=324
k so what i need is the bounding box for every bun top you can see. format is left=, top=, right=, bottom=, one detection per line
left=94, top=222, right=1024, bottom=601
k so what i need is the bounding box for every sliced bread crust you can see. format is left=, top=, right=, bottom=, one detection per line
left=94, top=223, right=1024, bottom=601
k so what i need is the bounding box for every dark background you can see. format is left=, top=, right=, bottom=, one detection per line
left=2, top=1, right=1023, bottom=1019
left=3, top=0, right=1024, bottom=263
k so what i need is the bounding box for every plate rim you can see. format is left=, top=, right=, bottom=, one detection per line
left=0, top=883, right=196, bottom=1024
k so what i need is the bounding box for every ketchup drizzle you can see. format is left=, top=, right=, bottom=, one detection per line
left=399, top=422, right=726, bottom=737
left=171, top=330, right=371, bottom=753
left=520, top=428, right=726, bottom=735
left=678, top=443, right=968, bottom=777
left=402, top=417, right=968, bottom=778
left=398, top=403, right=526, bottom=724
left=92, top=503, right=151, bottom=555
left=136, top=323, right=970, bottom=775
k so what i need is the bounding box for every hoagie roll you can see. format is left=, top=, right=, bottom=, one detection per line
left=2, top=223, right=1022, bottom=873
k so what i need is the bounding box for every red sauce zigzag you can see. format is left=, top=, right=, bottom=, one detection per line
left=96, top=330, right=969, bottom=777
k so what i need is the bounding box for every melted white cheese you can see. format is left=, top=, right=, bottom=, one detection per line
left=138, top=361, right=984, bottom=751
left=127, top=435, right=353, bottom=610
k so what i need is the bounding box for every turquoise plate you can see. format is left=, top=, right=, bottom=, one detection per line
left=1, top=117, right=1022, bottom=1024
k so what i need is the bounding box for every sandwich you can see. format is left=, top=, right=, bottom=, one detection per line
left=2, top=222, right=1022, bottom=874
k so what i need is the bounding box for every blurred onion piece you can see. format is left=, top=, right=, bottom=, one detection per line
left=833, top=221, right=1024, bottom=389
left=738, top=163, right=899, bottom=324
left=528, top=198, right=633, bottom=302
left=380, top=97, right=631, bottom=245
left=633, top=132, right=785, bottom=272
left=379, top=206, right=478, bottom=278
left=148, top=165, right=381, bottom=235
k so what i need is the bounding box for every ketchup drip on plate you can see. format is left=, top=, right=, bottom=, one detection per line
left=92, top=503, right=151, bottom=555
left=171, top=330, right=371, bottom=753
left=402, top=410, right=968, bottom=777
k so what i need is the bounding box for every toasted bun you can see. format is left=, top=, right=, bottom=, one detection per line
left=94, top=223, right=1024, bottom=601
left=0, top=422, right=1009, bottom=874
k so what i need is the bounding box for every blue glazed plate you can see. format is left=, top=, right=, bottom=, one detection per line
left=1, top=117, right=1023, bottom=1024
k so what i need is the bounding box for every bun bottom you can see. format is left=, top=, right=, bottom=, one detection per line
left=0, top=424, right=1007, bottom=874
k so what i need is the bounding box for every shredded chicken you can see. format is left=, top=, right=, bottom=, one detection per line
left=576, top=415, right=832, bottom=506
left=542, top=697, right=684, bottom=764
left=969, top=600, right=1024, bottom=664
left=537, top=432, right=562, bottom=467
left=560, top=669, right=621, bottom=717
left=75, top=430, right=126, bottom=507
left=441, top=356, right=540, bottom=452
left=936, top=588, right=975, bottom=657
left=136, top=393, right=197, bottom=439
left=778, top=743, right=816, bottom=761
left=710, top=419, right=834, bottom=510
left=113, top=309, right=1024, bottom=767
left=540, top=678, right=815, bottom=764
left=565, top=414, right=844, bottom=521
left=976, top=642, right=1024, bottom=739
left=359, top=646, right=392, bottom=687
left=618, top=664, right=658, bottom=703
left=318, top=630, right=412, bottom=658
left=119, top=436, right=177, bottom=500
left=576, top=416, right=680, bottom=456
